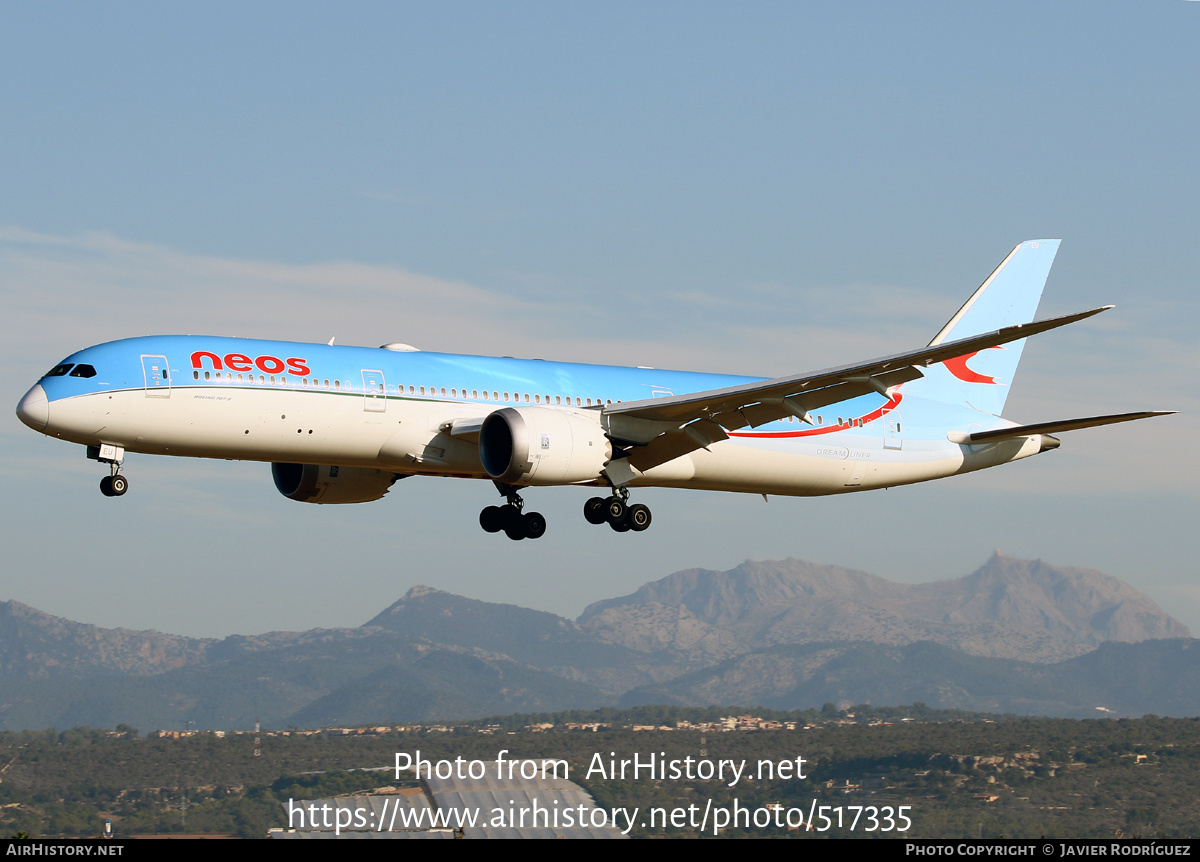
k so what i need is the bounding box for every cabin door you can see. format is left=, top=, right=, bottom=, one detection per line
left=883, top=410, right=903, bottom=450
left=361, top=369, right=386, bottom=413
left=141, top=355, right=171, bottom=398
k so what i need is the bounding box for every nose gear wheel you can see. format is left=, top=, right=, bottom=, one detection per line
left=99, top=462, right=128, bottom=497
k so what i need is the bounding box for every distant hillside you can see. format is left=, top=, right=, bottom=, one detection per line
left=0, top=554, right=1192, bottom=730
left=578, top=553, right=1189, bottom=664
left=0, top=600, right=215, bottom=678
left=365, top=585, right=676, bottom=692
left=618, top=638, right=1200, bottom=718
left=0, top=626, right=608, bottom=730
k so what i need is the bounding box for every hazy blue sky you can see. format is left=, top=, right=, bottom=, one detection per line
left=2, top=2, right=1197, bottom=638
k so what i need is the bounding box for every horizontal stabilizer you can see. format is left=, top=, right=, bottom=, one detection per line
left=955, top=411, right=1176, bottom=444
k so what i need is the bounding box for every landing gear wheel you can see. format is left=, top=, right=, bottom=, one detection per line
left=486, top=483, right=547, bottom=540
left=502, top=505, right=525, bottom=540
left=627, top=503, right=651, bottom=532
left=584, top=496, right=607, bottom=525
left=479, top=506, right=504, bottom=533
left=609, top=517, right=631, bottom=532
left=605, top=497, right=627, bottom=524
left=109, top=474, right=128, bottom=496
left=522, top=511, right=547, bottom=540
left=99, top=476, right=114, bottom=497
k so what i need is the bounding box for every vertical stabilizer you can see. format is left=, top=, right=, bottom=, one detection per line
left=909, top=239, right=1061, bottom=416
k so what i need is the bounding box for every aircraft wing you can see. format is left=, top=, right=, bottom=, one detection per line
left=601, top=305, right=1113, bottom=474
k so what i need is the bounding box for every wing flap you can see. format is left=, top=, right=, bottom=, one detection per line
left=627, top=419, right=730, bottom=472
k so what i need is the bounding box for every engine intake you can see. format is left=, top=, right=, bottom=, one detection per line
left=478, top=407, right=609, bottom=485
left=272, top=463, right=401, bottom=504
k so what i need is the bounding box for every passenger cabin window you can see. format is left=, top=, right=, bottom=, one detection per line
left=46, top=364, right=74, bottom=377
left=69, top=364, right=97, bottom=378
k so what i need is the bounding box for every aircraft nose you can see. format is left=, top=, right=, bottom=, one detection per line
left=16, top=384, right=49, bottom=431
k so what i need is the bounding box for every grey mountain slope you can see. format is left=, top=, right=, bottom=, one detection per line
left=0, top=554, right=1191, bottom=729
left=365, top=584, right=679, bottom=692
left=618, top=638, right=1200, bottom=719
left=578, top=553, right=1189, bottom=664
left=0, top=600, right=217, bottom=679
left=0, top=627, right=608, bottom=731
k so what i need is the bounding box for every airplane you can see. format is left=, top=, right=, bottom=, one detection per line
left=15, top=239, right=1173, bottom=541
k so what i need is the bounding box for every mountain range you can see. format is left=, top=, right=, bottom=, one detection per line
left=0, top=553, right=1192, bottom=730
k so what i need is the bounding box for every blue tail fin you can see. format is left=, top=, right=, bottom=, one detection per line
left=907, top=239, right=1061, bottom=416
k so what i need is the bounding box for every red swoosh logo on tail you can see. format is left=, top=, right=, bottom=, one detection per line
left=943, top=347, right=1004, bottom=384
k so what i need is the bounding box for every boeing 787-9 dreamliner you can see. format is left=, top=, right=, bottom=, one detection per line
left=16, top=240, right=1172, bottom=540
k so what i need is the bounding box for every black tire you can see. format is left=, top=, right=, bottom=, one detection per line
left=500, top=505, right=522, bottom=532
left=523, top=511, right=547, bottom=540
left=584, top=496, right=607, bottom=525
left=605, top=497, right=627, bottom=524
left=99, top=476, right=114, bottom=497
left=109, top=475, right=128, bottom=496
left=504, top=521, right=526, bottom=541
left=479, top=506, right=504, bottom=533
left=609, top=518, right=631, bottom=533
left=628, top=503, right=651, bottom=532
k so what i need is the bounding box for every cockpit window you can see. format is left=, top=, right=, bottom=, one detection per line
left=45, top=364, right=74, bottom=377
left=68, top=364, right=97, bottom=378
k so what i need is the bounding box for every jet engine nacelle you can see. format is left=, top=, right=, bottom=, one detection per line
left=272, top=462, right=400, bottom=504
left=478, top=407, right=610, bottom=485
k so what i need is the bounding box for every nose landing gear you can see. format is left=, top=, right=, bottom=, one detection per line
left=89, top=445, right=128, bottom=497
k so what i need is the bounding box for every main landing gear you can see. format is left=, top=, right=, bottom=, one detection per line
left=584, top=490, right=651, bottom=533
left=479, top=484, right=652, bottom=540
left=479, top=485, right=546, bottom=541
